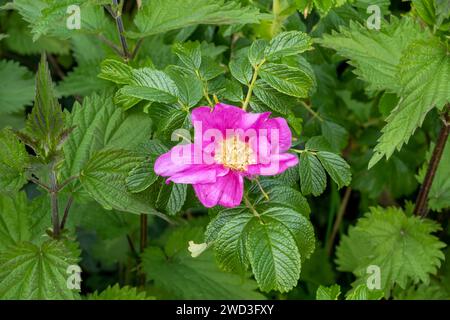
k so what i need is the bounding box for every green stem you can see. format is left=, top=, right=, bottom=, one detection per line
left=242, top=59, right=265, bottom=111
left=244, top=195, right=260, bottom=218
left=271, top=0, right=282, bottom=37
left=299, top=101, right=323, bottom=122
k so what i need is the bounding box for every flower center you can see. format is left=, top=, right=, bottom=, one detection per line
left=214, top=136, right=255, bottom=171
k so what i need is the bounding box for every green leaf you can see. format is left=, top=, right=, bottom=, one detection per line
left=57, top=63, right=113, bottom=97
left=0, top=192, right=31, bottom=251
left=142, top=225, right=265, bottom=299
left=118, top=68, right=179, bottom=105
left=255, top=183, right=310, bottom=217
left=156, top=182, right=188, bottom=216
left=80, top=149, right=157, bottom=214
left=0, top=60, right=34, bottom=114
left=264, top=31, right=312, bottom=60
left=346, top=284, right=384, bottom=300
left=316, top=151, right=351, bottom=189
left=336, top=207, right=446, bottom=297
left=0, top=240, right=80, bottom=299
left=25, top=54, right=64, bottom=157
left=88, top=284, right=151, bottom=300
left=318, top=17, right=429, bottom=92
left=131, top=0, right=263, bottom=38
left=259, top=63, right=313, bottom=98
left=246, top=218, right=301, bottom=292
left=299, top=151, right=327, bottom=196
left=369, top=38, right=450, bottom=166
left=98, top=59, right=133, bottom=85
left=126, top=157, right=158, bottom=193
left=0, top=128, right=29, bottom=192
left=229, top=55, right=253, bottom=85
left=248, top=39, right=267, bottom=67
left=316, top=284, right=341, bottom=300
left=165, top=66, right=203, bottom=108
left=173, top=41, right=202, bottom=70
left=253, top=80, right=295, bottom=115
left=61, top=92, right=152, bottom=193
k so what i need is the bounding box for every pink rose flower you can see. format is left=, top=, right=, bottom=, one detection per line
left=154, top=103, right=298, bottom=208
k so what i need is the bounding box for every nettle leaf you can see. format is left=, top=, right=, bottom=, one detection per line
left=318, top=17, right=429, bottom=92
left=98, top=59, right=133, bottom=85
left=131, top=0, right=263, bottom=38
left=25, top=55, right=65, bottom=156
left=0, top=128, right=29, bottom=192
left=0, top=60, right=34, bottom=113
left=336, top=207, right=446, bottom=297
left=80, top=149, right=156, bottom=215
left=369, top=38, right=450, bottom=166
left=142, top=226, right=265, bottom=299
left=259, top=63, right=313, bottom=98
left=345, top=284, right=384, bottom=300
left=57, top=63, right=113, bottom=97
left=88, top=284, right=151, bottom=300
left=264, top=31, right=312, bottom=60
left=61, top=91, right=152, bottom=193
left=299, top=151, right=327, bottom=196
left=316, top=151, right=351, bottom=189
left=173, top=41, right=202, bottom=71
left=117, top=68, right=179, bottom=106
left=0, top=240, right=80, bottom=299
left=0, top=192, right=31, bottom=251
left=316, top=284, right=341, bottom=300
left=126, top=157, right=158, bottom=193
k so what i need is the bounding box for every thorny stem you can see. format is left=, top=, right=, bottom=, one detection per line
left=97, top=33, right=124, bottom=57
left=326, top=187, right=352, bottom=255
left=414, top=110, right=450, bottom=217
left=111, top=0, right=130, bottom=60
left=242, top=59, right=265, bottom=111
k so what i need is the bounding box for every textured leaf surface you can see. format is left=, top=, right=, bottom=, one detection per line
left=0, top=240, right=80, bottom=299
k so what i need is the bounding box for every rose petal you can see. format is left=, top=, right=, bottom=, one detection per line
left=193, top=171, right=244, bottom=208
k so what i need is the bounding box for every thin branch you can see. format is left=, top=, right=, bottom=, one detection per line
left=111, top=0, right=130, bottom=60
left=60, top=196, right=74, bottom=230
left=299, top=100, right=323, bottom=122
left=57, top=175, right=79, bottom=192
left=29, top=176, right=51, bottom=192
left=96, top=33, right=123, bottom=57
left=47, top=54, right=65, bottom=80
left=126, top=234, right=140, bottom=262
left=130, top=38, right=144, bottom=60
left=326, top=187, right=352, bottom=256
left=414, top=110, right=450, bottom=217
left=140, top=214, right=148, bottom=253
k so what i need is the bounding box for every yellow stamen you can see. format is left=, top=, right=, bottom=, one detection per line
left=214, top=136, right=256, bottom=171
